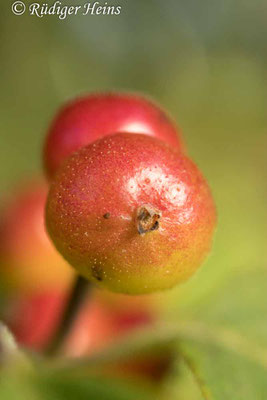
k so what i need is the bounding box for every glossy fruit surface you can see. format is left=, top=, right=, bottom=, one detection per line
left=46, top=133, right=216, bottom=294
left=43, top=92, right=183, bottom=178
left=0, top=181, right=74, bottom=293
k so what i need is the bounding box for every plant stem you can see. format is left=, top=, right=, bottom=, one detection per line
left=46, top=275, right=90, bottom=356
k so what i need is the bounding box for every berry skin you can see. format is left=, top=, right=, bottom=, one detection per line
left=4, top=288, right=153, bottom=353
left=43, top=92, right=183, bottom=179
left=65, top=291, right=155, bottom=357
left=64, top=291, right=171, bottom=382
left=5, top=291, right=66, bottom=350
left=46, top=133, right=216, bottom=295
left=5, top=288, right=169, bottom=381
left=0, top=181, right=74, bottom=294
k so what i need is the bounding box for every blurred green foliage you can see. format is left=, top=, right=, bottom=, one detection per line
left=0, top=0, right=266, bottom=398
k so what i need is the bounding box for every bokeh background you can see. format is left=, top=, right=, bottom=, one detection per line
left=0, top=1, right=266, bottom=399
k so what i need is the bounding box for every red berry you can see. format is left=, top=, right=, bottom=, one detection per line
left=4, top=289, right=153, bottom=353
left=0, top=181, right=74, bottom=294
left=64, top=291, right=170, bottom=382
left=43, top=92, right=183, bottom=179
left=5, top=291, right=66, bottom=350
left=46, top=133, right=216, bottom=294
left=65, top=291, right=155, bottom=357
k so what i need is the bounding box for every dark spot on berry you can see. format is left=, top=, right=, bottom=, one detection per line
left=103, top=213, right=111, bottom=219
left=91, top=265, right=104, bottom=281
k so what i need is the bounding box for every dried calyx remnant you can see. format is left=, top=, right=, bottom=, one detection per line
left=136, top=204, right=161, bottom=235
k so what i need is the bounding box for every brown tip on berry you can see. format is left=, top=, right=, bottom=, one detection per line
left=136, top=204, right=161, bottom=235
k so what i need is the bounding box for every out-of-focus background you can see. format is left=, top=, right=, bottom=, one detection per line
left=0, top=1, right=266, bottom=399
left=1, top=0, right=266, bottom=304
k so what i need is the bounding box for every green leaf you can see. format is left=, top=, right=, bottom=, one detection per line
left=178, top=339, right=267, bottom=400
left=0, top=374, right=39, bottom=400
left=0, top=367, right=155, bottom=400
left=181, top=267, right=267, bottom=347
left=50, top=268, right=267, bottom=399
left=169, top=268, right=267, bottom=399
left=36, top=373, right=155, bottom=400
